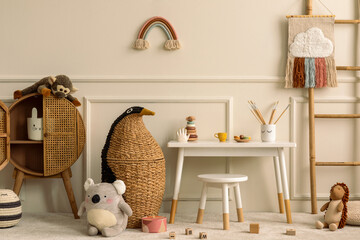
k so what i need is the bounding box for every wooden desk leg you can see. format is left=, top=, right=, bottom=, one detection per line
left=273, top=157, right=284, bottom=214
left=277, top=148, right=292, bottom=224
left=169, top=148, right=184, bottom=224
left=13, top=169, right=24, bottom=195
left=61, top=168, right=79, bottom=219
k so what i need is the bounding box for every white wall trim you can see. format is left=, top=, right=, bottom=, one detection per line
left=290, top=96, right=360, bottom=200
left=0, top=75, right=358, bottom=83
left=83, top=96, right=234, bottom=201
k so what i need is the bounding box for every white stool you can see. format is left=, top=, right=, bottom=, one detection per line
left=196, top=174, right=248, bottom=230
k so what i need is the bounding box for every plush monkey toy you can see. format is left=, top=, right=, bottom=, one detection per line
left=13, top=75, right=81, bottom=107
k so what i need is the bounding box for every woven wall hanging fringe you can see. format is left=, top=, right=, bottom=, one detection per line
left=133, top=16, right=181, bottom=51
left=285, top=16, right=337, bottom=88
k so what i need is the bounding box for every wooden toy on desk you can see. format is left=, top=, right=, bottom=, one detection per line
left=199, top=232, right=207, bottom=239
left=186, top=116, right=198, bottom=141
left=234, top=135, right=251, bottom=143
left=250, top=223, right=260, bottom=234
left=169, top=231, right=176, bottom=239
left=286, top=229, right=296, bottom=236
left=185, top=228, right=193, bottom=235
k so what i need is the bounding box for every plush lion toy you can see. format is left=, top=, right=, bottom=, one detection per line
left=316, top=182, right=349, bottom=231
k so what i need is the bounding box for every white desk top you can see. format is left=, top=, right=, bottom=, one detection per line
left=168, top=140, right=296, bottom=148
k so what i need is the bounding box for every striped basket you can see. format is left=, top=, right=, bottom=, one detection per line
left=0, top=189, right=22, bottom=228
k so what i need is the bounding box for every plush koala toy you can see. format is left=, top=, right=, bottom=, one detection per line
left=13, top=75, right=81, bottom=107
left=78, top=178, right=133, bottom=237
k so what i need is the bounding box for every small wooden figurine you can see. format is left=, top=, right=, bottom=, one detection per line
left=185, top=228, right=193, bottom=235
left=186, top=116, right=198, bottom=141
left=199, top=232, right=207, bottom=239
left=169, top=231, right=176, bottom=239
left=286, top=229, right=296, bottom=236
left=250, top=223, right=260, bottom=234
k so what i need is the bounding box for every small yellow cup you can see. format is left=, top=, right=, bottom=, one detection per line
left=214, top=132, right=227, bottom=142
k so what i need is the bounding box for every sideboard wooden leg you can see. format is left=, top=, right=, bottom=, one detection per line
left=13, top=169, right=24, bottom=195
left=61, top=168, right=79, bottom=219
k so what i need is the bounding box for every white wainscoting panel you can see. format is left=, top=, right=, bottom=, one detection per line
left=84, top=96, right=233, bottom=201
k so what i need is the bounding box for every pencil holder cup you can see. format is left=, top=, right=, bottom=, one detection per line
left=27, top=107, right=43, bottom=141
left=261, top=124, right=276, bottom=142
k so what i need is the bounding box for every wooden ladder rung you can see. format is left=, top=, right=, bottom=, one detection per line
left=336, top=66, right=360, bottom=71
left=0, top=133, right=7, bottom=137
left=315, top=114, right=360, bottom=118
left=335, top=19, right=360, bottom=24
left=316, top=162, right=360, bottom=166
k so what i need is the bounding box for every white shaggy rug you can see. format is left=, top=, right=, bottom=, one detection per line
left=2, top=212, right=360, bottom=240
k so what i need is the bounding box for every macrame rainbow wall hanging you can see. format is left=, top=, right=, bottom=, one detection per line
left=285, top=16, right=337, bottom=88
left=134, top=16, right=181, bottom=50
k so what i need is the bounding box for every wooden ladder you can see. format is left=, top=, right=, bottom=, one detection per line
left=307, top=0, right=360, bottom=214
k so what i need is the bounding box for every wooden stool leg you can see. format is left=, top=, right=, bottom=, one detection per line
left=234, top=183, right=244, bottom=222
left=13, top=169, right=24, bottom=195
left=61, top=168, right=79, bottom=219
left=222, top=183, right=230, bottom=230
left=196, top=183, right=207, bottom=224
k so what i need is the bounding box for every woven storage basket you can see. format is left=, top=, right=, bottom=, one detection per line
left=102, top=110, right=165, bottom=228
left=0, top=189, right=22, bottom=228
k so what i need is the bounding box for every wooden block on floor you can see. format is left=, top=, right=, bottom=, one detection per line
left=169, top=231, right=176, bottom=239
left=185, top=228, right=193, bottom=235
left=199, top=232, right=207, bottom=239
left=250, top=223, right=260, bottom=234
left=286, top=229, right=296, bottom=236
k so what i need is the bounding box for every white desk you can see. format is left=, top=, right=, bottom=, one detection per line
left=167, top=140, right=296, bottom=224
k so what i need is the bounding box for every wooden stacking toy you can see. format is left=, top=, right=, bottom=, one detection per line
left=186, top=116, right=197, bottom=141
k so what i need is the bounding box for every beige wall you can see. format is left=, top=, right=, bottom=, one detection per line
left=0, top=0, right=359, bottom=214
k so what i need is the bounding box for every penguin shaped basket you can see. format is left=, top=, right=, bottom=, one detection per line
left=101, top=106, right=166, bottom=228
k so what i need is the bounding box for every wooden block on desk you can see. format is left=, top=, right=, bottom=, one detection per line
left=199, top=232, right=207, bottom=239
left=250, top=223, right=260, bottom=234
left=286, top=229, right=296, bottom=236
left=169, top=232, right=176, bottom=239
left=185, top=228, right=192, bottom=235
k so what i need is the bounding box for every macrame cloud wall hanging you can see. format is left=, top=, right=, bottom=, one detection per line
left=285, top=16, right=337, bottom=88
left=134, top=16, right=181, bottom=51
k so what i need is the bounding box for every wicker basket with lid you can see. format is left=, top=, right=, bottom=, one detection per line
left=101, top=106, right=165, bottom=228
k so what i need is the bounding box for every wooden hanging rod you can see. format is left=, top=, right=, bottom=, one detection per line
left=335, top=19, right=360, bottom=24
left=336, top=66, right=360, bottom=71
left=286, top=15, right=359, bottom=24
left=316, top=162, right=360, bottom=166
left=286, top=15, right=335, bottom=18
left=315, top=114, right=360, bottom=119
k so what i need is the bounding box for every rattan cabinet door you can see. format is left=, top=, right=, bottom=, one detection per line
left=43, top=96, right=78, bottom=176
left=0, top=100, right=10, bottom=171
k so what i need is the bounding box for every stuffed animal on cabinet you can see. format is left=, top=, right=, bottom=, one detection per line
left=316, top=182, right=349, bottom=231
left=78, top=178, right=133, bottom=237
left=13, top=75, right=81, bottom=106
